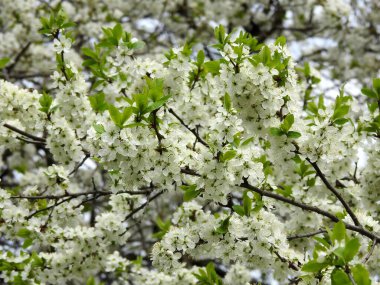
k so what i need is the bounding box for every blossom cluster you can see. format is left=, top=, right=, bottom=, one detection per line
left=0, top=2, right=379, bottom=285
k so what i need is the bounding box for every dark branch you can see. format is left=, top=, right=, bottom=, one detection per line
left=306, top=158, right=361, bottom=227
left=168, top=108, right=209, bottom=148
left=240, top=180, right=380, bottom=242
left=3, top=123, right=46, bottom=142
left=124, top=190, right=165, bottom=222
left=287, top=229, right=327, bottom=241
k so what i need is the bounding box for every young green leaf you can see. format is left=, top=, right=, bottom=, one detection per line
left=232, top=205, right=245, bottom=216
left=108, top=105, right=132, bottom=128
left=281, top=114, right=294, bottom=132
left=372, top=78, right=380, bottom=95
left=342, top=238, right=360, bottom=262
left=270, top=127, right=284, bottom=136
left=332, top=221, right=346, bottom=242
left=301, top=260, right=328, bottom=273
left=275, top=36, right=286, bottom=47
left=287, top=131, right=301, bottom=138
left=39, top=93, right=53, bottom=114
left=223, top=93, right=232, bottom=113
left=361, top=88, right=377, bottom=99
left=331, top=269, right=351, bottom=285
left=243, top=192, right=252, bottom=217
left=93, top=123, right=105, bottom=134
left=0, top=57, right=10, bottom=69
left=351, top=264, right=371, bottom=285
left=89, top=92, right=108, bottom=113
left=180, top=184, right=202, bottom=202
left=215, top=216, right=230, bottom=234
left=220, top=150, right=237, bottom=162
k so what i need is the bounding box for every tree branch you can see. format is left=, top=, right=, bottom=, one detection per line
left=168, top=108, right=209, bottom=148
left=306, top=158, right=361, bottom=227
left=287, top=229, right=327, bottom=241
left=3, top=123, right=46, bottom=142
left=68, top=153, right=90, bottom=176
left=363, top=239, right=377, bottom=264
left=5, top=42, right=32, bottom=74
left=124, top=190, right=164, bottom=222
left=240, top=180, right=380, bottom=242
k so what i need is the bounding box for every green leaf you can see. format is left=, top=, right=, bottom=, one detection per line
left=301, top=260, right=328, bottom=272
left=17, top=228, right=32, bottom=238
left=89, top=92, right=108, bottom=113
left=281, top=114, right=294, bottom=132
left=287, top=131, right=301, bottom=138
left=112, top=23, right=123, bottom=42
left=184, top=188, right=201, bottom=201
left=180, top=184, right=201, bottom=202
left=204, top=60, right=220, bottom=75
left=215, top=216, right=230, bottom=234
left=82, top=47, right=98, bottom=59
left=342, top=238, right=360, bottom=262
left=276, top=185, right=292, bottom=197
left=220, top=150, right=237, bottom=162
left=131, top=41, right=145, bottom=50
left=332, top=221, right=346, bottom=242
left=275, top=36, right=286, bottom=47
left=332, top=105, right=350, bottom=120
left=108, top=105, right=132, bottom=128
left=39, top=92, right=53, bottom=114
left=270, top=127, right=284, bottom=136
left=261, top=46, right=271, bottom=65
left=361, top=88, right=377, bottom=99
left=232, top=205, right=245, bottom=216
left=214, top=25, right=226, bottom=44
left=351, top=264, right=371, bottom=285
left=372, top=78, right=380, bottom=95
left=0, top=57, right=10, bottom=69
left=223, top=93, right=232, bottom=112
left=331, top=269, right=351, bottom=285
left=334, top=118, right=349, bottom=125
left=22, top=238, right=34, bottom=248
left=86, top=276, right=96, bottom=285
left=304, top=62, right=311, bottom=77
left=143, top=95, right=171, bottom=114
left=93, top=124, right=105, bottom=134
left=153, top=218, right=171, bottom=239
left=31, top=252, right=44, bottom=268
left=243, top=192, right=252, bottom=217
left=197, top=50, right=205, bottom=66
left=252, top=193, right=264, bottom=212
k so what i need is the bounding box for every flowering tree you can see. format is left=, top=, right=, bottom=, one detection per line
left=0, top=1, right=379, bottom=285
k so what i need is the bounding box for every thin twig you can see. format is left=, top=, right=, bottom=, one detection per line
left=363, top=239, right=377, bottom=264
left=168, top=108, right=209, bottom=148
left=69, top=154, right=90, bottom=176
left=287, top=229, right=327, bottom=241
left=6, top=42, right=32, bottom=73
left=124, top=190, right=164, bottom=222
left=11, top=189, right=150, bottom=200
